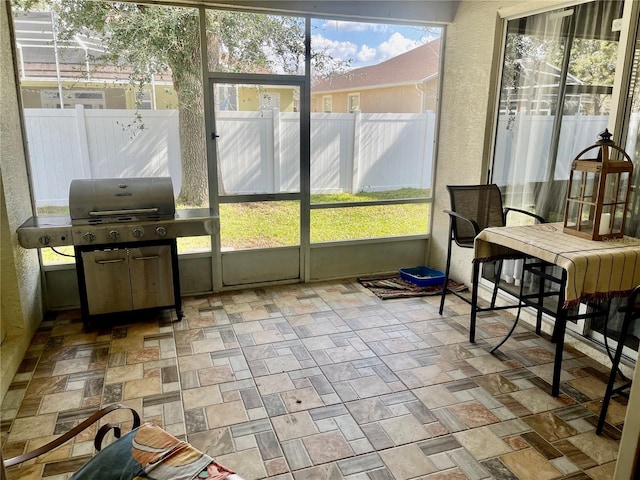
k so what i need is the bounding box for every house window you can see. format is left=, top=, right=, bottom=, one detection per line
left=40, top=90, right=105, bottom=109
left=217, top=84, right=238, bottom=111
left=322, top=95, right=332, bottom=112
left=348, top=93, right=360, bottom=112
left=259, top=91, right=280, bottom=110
left=135, top=89, right=153, bottom=109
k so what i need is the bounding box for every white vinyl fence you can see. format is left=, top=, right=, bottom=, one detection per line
left=493, top=113, right=640, bottom=188
left=23, top=107, right=436, bottom=207
left=27, top=107, right=637, bottom=208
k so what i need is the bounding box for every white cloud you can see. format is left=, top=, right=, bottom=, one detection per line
left=312, top=23, right=437, bottom=69
left=376, top=32, right=422, bottom=62
left=312, top=33, right=358, bottom=60
left=356, top=45, right=377, bottom=64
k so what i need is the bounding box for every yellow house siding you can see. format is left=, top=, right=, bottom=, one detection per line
left=153, top=86, right=178, bottom=109
left=311, top=80, right=438, bottom=113
left=105, top=87, right=127, bottom=108
left=19, top=81, right=178, bottom=110
left=237, top=86, right=296, bottom=112
left=19, top=86, right=42, bottom=108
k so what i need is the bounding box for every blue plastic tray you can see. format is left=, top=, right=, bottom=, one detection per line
left=399, top=266, right=445, bottom=287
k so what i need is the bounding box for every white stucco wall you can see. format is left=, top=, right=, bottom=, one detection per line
left=429, top=0, right=569, bottom=282
left=0, top=1, right=43, bottom=402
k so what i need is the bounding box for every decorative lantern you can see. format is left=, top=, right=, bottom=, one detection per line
left=563, top=129, right=634, bottom=240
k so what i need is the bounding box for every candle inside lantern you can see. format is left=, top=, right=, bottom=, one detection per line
left=599, top=213, right=611, bottom=235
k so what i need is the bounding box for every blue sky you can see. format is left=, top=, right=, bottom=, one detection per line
left=311, top=19, right=441, bottom=69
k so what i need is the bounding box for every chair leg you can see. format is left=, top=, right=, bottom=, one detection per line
left=597, top=308, right=634, bottom=435
left=490, top=259, right=503, bottom=309
left=537, top=263, right=546, bottom=336
left=439, top=230, right=454, bottom=315
left=490, top=260, right=526, bottom=354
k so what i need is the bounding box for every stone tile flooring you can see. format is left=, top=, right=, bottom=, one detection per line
left=0, top=280, right=627, bottom=479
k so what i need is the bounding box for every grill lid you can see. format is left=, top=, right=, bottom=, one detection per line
left=69, top=177, right=176, bottom=224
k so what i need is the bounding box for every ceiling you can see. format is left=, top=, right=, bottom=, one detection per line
left=149, top=0, right=460, bottom=25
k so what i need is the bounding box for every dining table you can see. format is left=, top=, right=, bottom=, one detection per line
left=470, top=222, right=640, bottom=396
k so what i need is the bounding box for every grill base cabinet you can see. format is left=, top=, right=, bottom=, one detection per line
left=75, top=239, right=183, bottom=330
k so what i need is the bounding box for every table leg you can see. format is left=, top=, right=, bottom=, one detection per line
left=470, top=261, right=480, bottom=343
left=535, top=263, right=545, bottom=335
left=551, top=308, right=567, bottom=397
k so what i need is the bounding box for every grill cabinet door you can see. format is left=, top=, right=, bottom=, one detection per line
left=128, top=245, right=175, bottom=310
left=82, top=249, right=132, bottom=315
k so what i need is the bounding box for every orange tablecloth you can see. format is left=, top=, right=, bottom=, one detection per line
left=474, top=222, right=640, bottom=307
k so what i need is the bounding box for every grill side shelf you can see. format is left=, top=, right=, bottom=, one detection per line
left=17, top=216, right=73, bottom=248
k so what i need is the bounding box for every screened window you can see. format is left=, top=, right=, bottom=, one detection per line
left=13, top=2, right=208, bottom=263
left=310, top=19, right=442, bottom=241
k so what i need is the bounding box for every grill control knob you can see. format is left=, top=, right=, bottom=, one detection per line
left=83, top=232, right=96, bottom=243
left=133, top=228, right=144, bottom=239
left=39, top=235, right=51, bottom=246
left=109, top=230, right=120, bottom=241
left=155, top=226, right=167, bottom=237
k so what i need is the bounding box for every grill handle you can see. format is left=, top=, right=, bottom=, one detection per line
left=89, top=208, right=159, bottom=217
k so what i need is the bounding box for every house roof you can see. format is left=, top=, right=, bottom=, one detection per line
left=312, top=38, right=440, bottom=93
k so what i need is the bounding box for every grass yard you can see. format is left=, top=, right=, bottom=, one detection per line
left=40, top=189, right=431, bottom=264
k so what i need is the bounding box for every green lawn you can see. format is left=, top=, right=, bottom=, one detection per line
left=40, top=189, right=431, bottom=263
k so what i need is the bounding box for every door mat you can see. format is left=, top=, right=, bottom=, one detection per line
left=358, top=274, right=467, bottom=300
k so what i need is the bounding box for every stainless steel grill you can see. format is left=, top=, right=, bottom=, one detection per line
left=17, top=177, right=217, bottom=330
left=69, top=177, right=176, bottom=225
left=18, top=177, right=216, bottom=248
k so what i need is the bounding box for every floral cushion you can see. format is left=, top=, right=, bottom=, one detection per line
left=71, top=423, right=237, bottom=480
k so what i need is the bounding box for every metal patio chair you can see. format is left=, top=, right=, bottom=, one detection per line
left=439, top=184, right=545, bottom=315
left=597, top=285, right=640, bottom=435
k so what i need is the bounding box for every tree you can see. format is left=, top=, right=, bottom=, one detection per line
left=561, top=39, right=618, bottom=115
left=15, top=1, right=336, bottom=206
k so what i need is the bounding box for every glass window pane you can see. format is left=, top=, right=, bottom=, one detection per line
left=207, top=11, right=305, bottom=75
left=348, top=94, right=360, bottom=112
left=322, top=96, right=332, bottom=113
left=311, top=204, right=430, bottom=242
left=310, top=19, right=441, bottom=204
left=220, top=202, right=299, bottom=250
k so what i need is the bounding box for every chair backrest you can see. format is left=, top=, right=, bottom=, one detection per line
left=447, top=184, right=505, bottom=247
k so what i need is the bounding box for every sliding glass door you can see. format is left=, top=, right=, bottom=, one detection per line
left=588, top=7, right=640, bottom=355
left=490, top=0, right=625, bottom=334
left=492, top=1, right=624, bottom=223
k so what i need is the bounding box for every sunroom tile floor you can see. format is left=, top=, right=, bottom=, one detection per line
left=0, top=280, right=626, bottom=479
